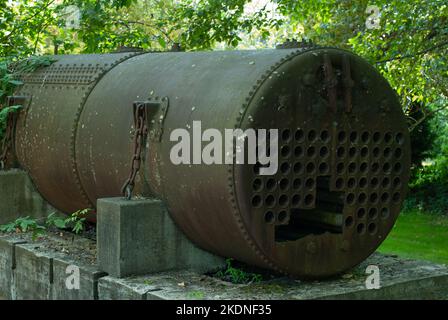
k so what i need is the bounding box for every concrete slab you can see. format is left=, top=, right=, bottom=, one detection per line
left=97, top=197, right=225, bottom=278
left=2, top=227, right=448, bottom=300
left=97, top=253, right=448, bottom=300
left=98, top=276, right=163, bottom=300
left=0, top=169, right=55, bottom=225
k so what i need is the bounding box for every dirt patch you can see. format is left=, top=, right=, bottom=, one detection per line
left=1, top=228, right=96, bottom=266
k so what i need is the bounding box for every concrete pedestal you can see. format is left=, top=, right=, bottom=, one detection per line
left=97, top=198, right=225, bottom=278
left=0, top=169, right=55, bottom=225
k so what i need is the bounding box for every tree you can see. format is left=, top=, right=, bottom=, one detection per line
left=1, top=0, right=447, bottom=122
left=156, top=0, right=448, bottom=127
left=0, top=0, right=57, bottom=57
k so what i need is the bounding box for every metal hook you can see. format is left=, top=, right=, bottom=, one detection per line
left=125, top=185, right=133, bottom=200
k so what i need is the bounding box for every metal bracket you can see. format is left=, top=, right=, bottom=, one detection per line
left=133, top=96, right=169, bottom=142
left=6, top=95, right=28, bottom=108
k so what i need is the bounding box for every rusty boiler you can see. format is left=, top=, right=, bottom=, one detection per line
left=7, top=47, right=410, bottom=278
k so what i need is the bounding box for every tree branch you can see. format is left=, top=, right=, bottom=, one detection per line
left=114, top=19, right=174, bottom=44
left=1, top=0, right=56, bottom=43
left=409, top=104, right=448, bottom=132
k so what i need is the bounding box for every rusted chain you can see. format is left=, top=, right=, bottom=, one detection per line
left=121, top=103, right=148, bottom=200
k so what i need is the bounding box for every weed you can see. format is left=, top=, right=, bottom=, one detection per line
left=1, top=207, right=92, bottom=241
left=0, top=216, right=45, bottom=240
left=46, top=209, right=91, bottom=234
left=187, top=291, right=205, bottom=299
left=46, top=212, right=67, bottom=229
left=65, top=209, right=90, bottom=234
left=214, top=258, right=263, bottom=284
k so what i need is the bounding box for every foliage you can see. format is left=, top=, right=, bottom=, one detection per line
left=0, top=105, right=23, bottom=143
left=405, top=106, right=448, bottom=214
left=169, top=0, right=279, bottom=50
left=0, top=56, right=55, bottom=141
left=273, top=0, right=448, bottom=116
left=1, top=1, right=445, bottom=112
left=45, top=212, right=68, bottom=229
left=58, top=0, right=145, bottom=53
left=0, top=62, right=23, bottom=103
left=0, top=208, right=92, bottom=241
left=1, top=1, right=280, bottom=54
left=64, top=208, right=90, bottom=234
left=167, top=1, right=448, bottom=131
left=214, top=258, right=263, bottom=284
left=0, top=0, right=57, bottom=57
left=406, top=154, right=448, bottom=214
left=0, top=216, right=46, bottom=240
left=406, top=103, right=436, bottom=168
left=46, top=209, right=91, bottom=234
left=1, top=55, right=55, bottom=106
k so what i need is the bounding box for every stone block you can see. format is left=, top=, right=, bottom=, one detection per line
left=14, top=243, right=53, bottom=300
left=97, top=197, right=225, bottom=278
left=98, top=276, right=162, bottom=300
left=51, top=255, right=106, bottom=300
left=0, top=236, right=26, bottom=300
left=0, top=169, right=55, bottom=225
left=0, top=238, right=12, bottom=299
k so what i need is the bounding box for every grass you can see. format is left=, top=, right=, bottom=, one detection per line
left=378, top=209, right=448, bottom=265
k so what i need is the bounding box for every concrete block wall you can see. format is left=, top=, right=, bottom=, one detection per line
left=0, top=237, right=25, bottom=299
left=0, top=236, right=105, bottom=300
left=2, top=234, right=448, bottom=300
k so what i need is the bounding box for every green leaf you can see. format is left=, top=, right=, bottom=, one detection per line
left=8, top=79, right=23, bottom=86
left=54, top=219, right=67, bottom=229
left=158, top=37, right=166, bottom=48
